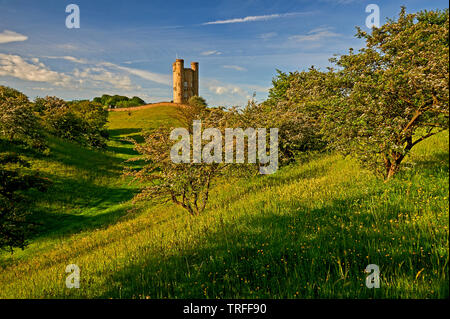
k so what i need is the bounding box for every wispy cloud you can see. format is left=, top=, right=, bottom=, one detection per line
left=223, top=65, right=246, bottom=71
left=44, top=56, right=88, bottom=64
left=100, top=62, right=170, bottom=85
left=201, top=50, right=222, bottom=56
left=0, top=30, right=28, bottom=44
left=258, top=32, right=278, bottom=40
left=202, top=12, right=308, bottom=25
left=289, top=26, right=341, bottom=42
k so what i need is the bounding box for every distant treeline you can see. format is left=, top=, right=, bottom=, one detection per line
left=92, top=94, right=146, bottom=108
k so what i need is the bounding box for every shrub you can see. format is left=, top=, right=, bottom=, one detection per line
left=0, top=152, right=50, bottom=252
left=35, top=96, right=109, bottom=148
left=0, top=86, right=46, bottom=149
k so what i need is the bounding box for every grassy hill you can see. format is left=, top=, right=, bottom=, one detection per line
left=0, top=105, right=448, bottom=298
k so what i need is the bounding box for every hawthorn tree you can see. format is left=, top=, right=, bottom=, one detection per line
left=0, top=86, right=45, bottom=149
left=323, top=8, right=449, bottom=180
left=125, top=102, right=250, bottom=216
left=235, top=68, right=330, bottom=165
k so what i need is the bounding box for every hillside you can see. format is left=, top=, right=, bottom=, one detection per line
left=0, top=105, right=448, bottom=298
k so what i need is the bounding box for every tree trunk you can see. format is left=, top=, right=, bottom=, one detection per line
left=385, top=152, right=405, bottom=182
left=385, top=163, right=398, bottom=181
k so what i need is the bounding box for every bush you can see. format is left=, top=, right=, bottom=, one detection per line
left=0, top=86, right=46, bottom=150
left=35, top=96, right=109, bottom=148
left=0, top=152, right=50, bottom=252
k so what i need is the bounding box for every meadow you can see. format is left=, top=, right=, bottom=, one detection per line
left=0, top=104, right=448, bottom=298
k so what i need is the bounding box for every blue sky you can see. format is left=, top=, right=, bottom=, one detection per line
left=0, top=0, right=448, bottom=106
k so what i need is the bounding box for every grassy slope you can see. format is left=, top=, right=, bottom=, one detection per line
left=0, top=105, right=448, bottom=298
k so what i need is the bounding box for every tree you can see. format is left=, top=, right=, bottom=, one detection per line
left=264, top=69, right=298, bottom=107
left=126, top=103, right=254, bottom=216
left=0, top=153, right=50, bottom=252
left=92, top=94, right=145, bottom=108
left=242, top=68, right=329, bottom=165
left=188, top=96, right=207, bottom=108
left=271, top=67, right=330, bottom=161
left=36, top=96, right=109, bottom=148
left=176, top=96, right=208, bottom=129
left=323, top=8, right=449, bottom=180
left=70, top=100, right=109, bottom=148
left=0, top=86, right=45, bottom=149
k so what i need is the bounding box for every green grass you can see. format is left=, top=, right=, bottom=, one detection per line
left=0, top=105, right=448, bottom=299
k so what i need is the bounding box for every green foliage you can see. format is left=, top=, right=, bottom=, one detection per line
left=237, top=68, right=329, bottom=165
left=93, top=94, right=145, bottom=108
left=187, top=96, right=207, bottom=108
left=262, top=8, right=449, bottom=179
left=265, top=69, right=298, bottom=107
left=36, top=96, right=109, bottom=148
left=322, top=8, right=449, bottom=180
left=0, top=86, right=46, bottom=150
left=0, top=152, right=50, bottom=252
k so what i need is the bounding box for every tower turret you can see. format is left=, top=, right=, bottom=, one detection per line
left=173, top=59, right=184, bottom=104
left=191, top=62, right=199, bottom=97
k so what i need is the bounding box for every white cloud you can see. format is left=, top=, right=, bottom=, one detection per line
left=37, top=56, right=171, bottom=86
left=202, top=12, right=307, bottom=25
left=0, top=30, right=28, bottom=44
left=201, top=50, right=222, bottom=56
left=0, top=54, right=71, bottom=86
left=205, top=80, right=248, bottom=97
left=258, top=32, right=278, bottom=40
left=44, top=56, right=88, bottom=64
left=289, top=26, right=341, bottom=42
left=223, top=65, right=246, bottom=71
left=100, top=62, right=170, bottom=85
left=73, top=67, right=135, bottom=90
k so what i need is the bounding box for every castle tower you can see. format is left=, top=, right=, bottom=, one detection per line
left=173, top=59, right=199, bottom=104
left=173, top=59, right=184, bottom=104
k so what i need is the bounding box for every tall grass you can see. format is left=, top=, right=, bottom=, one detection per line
left=0, top=105, right=447, bottom=299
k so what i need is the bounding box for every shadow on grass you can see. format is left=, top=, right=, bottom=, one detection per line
left=95, top=159, right=449, bottom=299
left=109, top=128, right=142, bottom=138
left=93, top=190, right=416, bottom=298
left=400, top=150, right=449, bottom=180
left=209, top=156, right=335, bottom=211
left=24, top=173, right=139, bottom=242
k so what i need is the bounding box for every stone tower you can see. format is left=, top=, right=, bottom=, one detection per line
left=173, top=59, right=199, bottom=104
